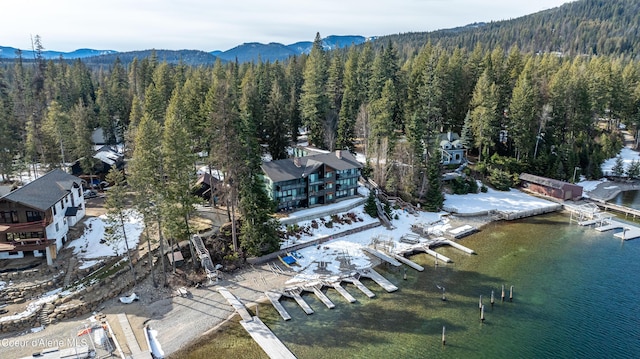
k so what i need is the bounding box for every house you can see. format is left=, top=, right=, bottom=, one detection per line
left=71, top=145, right=125, bottom=184
left=519, top=173, right=583, bottom=201
left=439, top=132, right=467, bottom=165
left=261, top=150, right=363, bottom=211
left=0, top=169, right=86, bottom=265
left=193, top=172, right=222, bottom=204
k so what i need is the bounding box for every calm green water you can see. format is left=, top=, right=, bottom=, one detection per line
left=173, top=213, right=640, bottom=359
left=611, top=190, right=640, bottom=210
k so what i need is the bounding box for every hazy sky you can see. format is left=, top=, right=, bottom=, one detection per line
left=3, top=0, right=574, bottom=52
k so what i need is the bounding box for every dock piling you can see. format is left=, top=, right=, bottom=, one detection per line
left=501, top=285, right=505, bottom=302
left=490, top=290, right=495, bottom=307
left=442, top=326, right=446, bottom=345
left=509, top=285, right=513, bottom=302
left=479, top=295, right=482, bottom=310
left=480, top=305, right=485, bottom=322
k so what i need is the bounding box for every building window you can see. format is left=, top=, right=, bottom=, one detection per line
left=26, top=211, right=42, bottom=222
left=55, top=223, right=59, bottom=232
left=0, top=211, right=18, bottom=223
left=53, top=204, right=57, bottom=216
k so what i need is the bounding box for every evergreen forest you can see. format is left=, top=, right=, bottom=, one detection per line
left=1, top=0, right=640, bottom=257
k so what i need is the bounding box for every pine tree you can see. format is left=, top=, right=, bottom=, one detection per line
left=300, top=32, right=329, bottom=148
left=104, top=168, right=137, bottom=286
left=423, top=151, right=444, bottom=212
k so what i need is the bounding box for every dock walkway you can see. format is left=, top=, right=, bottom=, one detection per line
left=217, top=287, right=253, bottom=321
left=219, top=287, right=297, bottom=359
left=359, top=268, right=398, bottom=292
left=329, top=282, right=357, bottom=303
left=343, top=276, right=376, bottom=298
left=392, top=254, right=424, bottom=271
left=265, top=291, right=291, bottom=321
left=240, top=317, right=297, bottom=359
left=362, top=247, right=402, bottom=266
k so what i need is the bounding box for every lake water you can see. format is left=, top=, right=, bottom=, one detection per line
left=610, top=190, right=640, bottom=211
left=172, top=213, right=640, bottom=359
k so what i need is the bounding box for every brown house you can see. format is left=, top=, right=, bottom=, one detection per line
left=519, top=173, right=583, bottom=201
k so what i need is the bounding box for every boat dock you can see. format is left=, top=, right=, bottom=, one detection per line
left=362, top=247, right=402, bottom=266
left=265, top=291, right=291, bottom=320
left=342, top=276, right=376, bottom=298
left=448, top=225, right=477, bottom=239
left=303, top=284, right=335, bottom=309
left=240, top=317, right=297, bottom=359
left=442, top=239, right=475, bottom=254
left=218, top=287, right=297, bottom=359
left=329, top=281, right=357, bottom=303
left=422, top=246, right=453, bottom=263
left=594, top=219, right=640, bottom=240
left=218, top=287, right=253, bottom=321
left=285, top=288, right=315, bottom=315
left=359, top=268, right=398, bottom=292
left=392, top=253, right=425, bottom=271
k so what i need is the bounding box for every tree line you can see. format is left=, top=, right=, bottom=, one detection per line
left=0, top=32, right=638, bottom=258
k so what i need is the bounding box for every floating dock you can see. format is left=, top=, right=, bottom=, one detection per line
left=362, top=247, right=402, bottom=266
left=448, top=225, right=477, bottom=239
left=594, top=219, right=640, bottom=240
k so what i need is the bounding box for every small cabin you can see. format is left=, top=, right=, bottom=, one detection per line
left=519, top=173, right=583, bottom=201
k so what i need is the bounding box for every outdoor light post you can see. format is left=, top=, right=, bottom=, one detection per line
left=572, top=167, right=581, bottom=183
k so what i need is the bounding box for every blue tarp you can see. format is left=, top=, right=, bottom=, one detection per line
left=281, top=255, right=297, bottom=265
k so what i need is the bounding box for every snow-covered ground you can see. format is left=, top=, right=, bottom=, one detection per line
left=68, top=210, right=144, bottom=265
left=580, top=145, right=640, bottom=197
left=281, top=187, right=557, bottom=285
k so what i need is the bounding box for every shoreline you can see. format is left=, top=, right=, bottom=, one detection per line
left=0, top=193, right=564, bottom=359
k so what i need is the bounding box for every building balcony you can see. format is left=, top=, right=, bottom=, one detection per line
left=0, top=238, right=55, bottom=252
left=0, top=220, right=48, bottom=233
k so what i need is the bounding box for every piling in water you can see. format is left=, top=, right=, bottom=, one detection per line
left=501, top=285, right=505, bottom=302
left=510, top=285, right=514, bottom=302
left=481, top=305, right=485, bottom=322
left=479, top=295, right=483, bottom=310
left=491, top=290, right=495, bottom=307
left=442, top=326, right=446, bottom=345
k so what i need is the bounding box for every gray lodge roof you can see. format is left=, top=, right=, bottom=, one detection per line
left=1, top=169, right=82, bottom=211
left=262, top=151, right=362, bottom=183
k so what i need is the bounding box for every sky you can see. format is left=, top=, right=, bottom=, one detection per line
left=3, top=0, right=574, bottom=53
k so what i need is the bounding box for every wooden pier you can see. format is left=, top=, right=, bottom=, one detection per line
left=219, top=287, right=297, bottom=359
left=443, top=240, right=476, bottom=254
left=362, top=247, right=402, bottom=266
left=423, top=246, right=453, bottom=263
left=265, top=291, right=291, bottom=321
left=240, top=317, right=297, bottom=359
left=304, top=284, right=335, bottom=309
left=343, top=276, right=376, bottom=298
left=287, top=288, right=315, bottom=315
left=392, top=253, right=425, bottom=271
left=359, top=268, right=398, bottom=292
left=329, top=282, right=357, bottom=303
left=218, top=287, right=253, bottom=321
left=593, top=201, right=640, bottom=219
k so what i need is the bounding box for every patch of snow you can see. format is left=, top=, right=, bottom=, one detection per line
left=68, top=210, right=144, bottom=259
left=79, top=259, right=103, bottom=270
left=31, top=326, right=45, bottom=333
left=601, top=147, right=640, bottom=176
left=444, top=188, right=556, bottom=214
left=147, top=327, right=165, bottom=358
left=0, top=288, right=62, bottom=323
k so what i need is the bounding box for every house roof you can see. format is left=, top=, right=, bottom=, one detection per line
left=0, top=169, right=83, bottom=211
left=519, top=173, right=582, bottom=191
left=262, top=151, right=362, bottom=183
